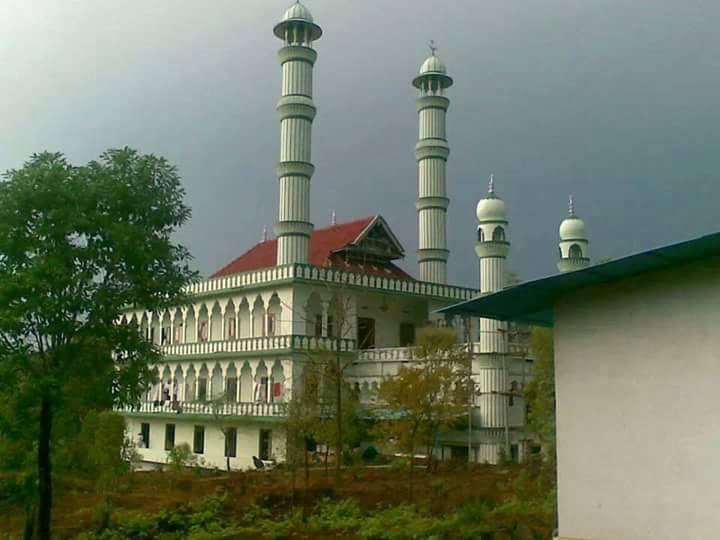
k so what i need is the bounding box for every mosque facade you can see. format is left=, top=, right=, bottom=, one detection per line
left=118, top=2, right=591, bottom=469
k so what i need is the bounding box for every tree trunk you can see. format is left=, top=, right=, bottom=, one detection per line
left=335, top=349, right=342, bottom=484
left=324, top=446, right=329, bottom=479
left=23, top=501, right=35, bottom=540
left=38, top=398, right=53, bottom=540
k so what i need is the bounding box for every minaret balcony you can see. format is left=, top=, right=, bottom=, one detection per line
left=474, top=240, right=510, bottom=259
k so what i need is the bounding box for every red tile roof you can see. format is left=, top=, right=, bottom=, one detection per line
left=212, top=216, right=412, bottom=279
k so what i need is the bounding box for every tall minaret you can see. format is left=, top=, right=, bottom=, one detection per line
left=474, top=176, right=510, bottom=461
left=413, top=42, right=453, bottom=284
left=273, top=2, right=322, bottom=265
left=557, top=195, right=590, bottom=272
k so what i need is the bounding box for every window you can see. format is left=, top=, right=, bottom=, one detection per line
left=226, top=377, right=238, bottom=402
left=198, top=321, right=208, bottom=342
left=357, top=317, right=375, bottom=349
left=225, top=428, right=237, bottom=458
left=164, top=424, right=175, bottom=451
left=173, top=324, right=183, bottom=344
left=140, top=423, right=150, bottom=449
left=226, top=318, right=236, bottom=339
left=149, top=327, right=156, bottom=343
left=161, top=327, right=169, bottom=345
left=193, top=425, right=205, bottom=454
left=314, top=314, right=323, bottom=337
left=399, top=323, right=415, bottom=347
left=569, top=243, right=583, bottom=259
left=327, top=315, right=335, bottom=338
left=492, top=226, right=505, bottom=242
left=255, top=377, right=269, bottom=403
left=477, top=227, right=485, bottom=242
left=266, top=314, right=276, bottom=336
left=198, top=378, right=208, bottom=402
left=510, top=444, right=519, bottom=463
left=259, top=429, right=272, bottom=460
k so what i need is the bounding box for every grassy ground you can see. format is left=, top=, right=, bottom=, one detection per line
left=0, top=463, right=554, bottom=539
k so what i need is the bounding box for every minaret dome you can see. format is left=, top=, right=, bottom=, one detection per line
left=557, top=196, right=590, bottom=272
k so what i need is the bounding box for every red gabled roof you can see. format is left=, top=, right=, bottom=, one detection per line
left=212, top=216, right=411, bottom=279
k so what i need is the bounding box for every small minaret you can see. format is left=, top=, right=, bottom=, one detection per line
left=475, top=175, right=510, bottom=351
left=273, top=2, right=322, bottom=265
left=557, top=196, right=590, bottom=272
left=414, top=42, right=453, bottom=284
left=474, top=176, right=511, bottom=461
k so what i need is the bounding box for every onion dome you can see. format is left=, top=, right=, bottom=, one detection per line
left=559, top=196, right=587, bottom=241
left=476, top=175, right=507, bottom=223
left=412, top=41, right=453, bottom=89
left=274, top=1, right=322, bottom=40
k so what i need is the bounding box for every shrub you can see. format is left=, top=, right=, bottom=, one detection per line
left=166, top=443, right=198, bottom=470
left=362, top=445, right=379, bottom=463
left=309, top=498, right=363, bottom=533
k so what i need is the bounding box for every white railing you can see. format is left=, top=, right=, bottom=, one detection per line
left=118, top=400, right=288, bottom=417
left=357, top=346, right=413, bottom=364
left=161, top=335, right=356, bottom=357
left=184, top=263, right=478, bottom=301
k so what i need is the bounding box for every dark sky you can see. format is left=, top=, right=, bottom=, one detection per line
left=2, top=0, right=718, bottom=288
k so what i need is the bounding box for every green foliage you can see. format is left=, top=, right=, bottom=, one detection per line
left=166, top=443, right=199, bottom=471
left=308, top=498, right=363, bottom=532
left=523, top=327, right=556, bottom=495
left=375, top=327, right=469, bottom=494
left=0, top=148, right=197, bottom=538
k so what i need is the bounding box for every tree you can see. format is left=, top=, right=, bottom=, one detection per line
left=0, top=149, right=196, bottom=539
left=376, top=327, right=469, bottom=497
left=524, top=327, right=556, bottom=495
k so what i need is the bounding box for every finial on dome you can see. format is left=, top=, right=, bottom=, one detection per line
left=568, top=195, right=575, bottom=217
left=488, top=174, right=495, bottom=197
left=262, top=226, right=268, bottom=242
left=429, top=40, right=437, bottom=56
left=331, top=209, right=337, bottom=226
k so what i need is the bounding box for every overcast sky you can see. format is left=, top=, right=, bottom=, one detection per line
left=1, top=0, right=718, bottom=287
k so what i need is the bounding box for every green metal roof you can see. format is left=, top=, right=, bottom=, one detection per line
left=439, top=231, right=720, bottom=327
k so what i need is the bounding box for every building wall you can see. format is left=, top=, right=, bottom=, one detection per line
left=126, top=417, right=286, bottom=470
left=554, top=259, right=720, bottom=540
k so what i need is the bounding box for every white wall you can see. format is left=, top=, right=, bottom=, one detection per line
left=126, top=417, right=286, bottom=470
left=554, top=259, right=720, bottom=540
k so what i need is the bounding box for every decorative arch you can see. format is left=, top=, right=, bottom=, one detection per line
left=238, top=299, right=251, bottom=338
left=210, top=302, right=223, bottom=341
left=184, top=307, right=196, bottom=343
left=266, top=294, right=282, bottom=337
left=197, top=304, right=209, bottom=342
left=492, top=226, right=505, bottom=242
left=252, top=296, right=265, bottom=337
left=240, top=361, right=253, bottom=402
left=225, top=363, right=238, bottom=402
left=478, top=227, right=485, bottom=242
left=569, top=243, right=583, bottom=259
left=224, top=300, right=237, bottom=340
left=185, top=366, right=197, bottom=401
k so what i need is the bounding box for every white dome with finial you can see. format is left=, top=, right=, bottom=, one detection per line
left=559, top=196, right=587, bottom=240
left=282, top=1, right=314, bottom=22
left=419, top=54, right=447, bottom=75
left=476, top=175, right=507, bottom=222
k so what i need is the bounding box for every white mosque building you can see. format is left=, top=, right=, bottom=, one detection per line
left=119, top=2, right=591, bottom=469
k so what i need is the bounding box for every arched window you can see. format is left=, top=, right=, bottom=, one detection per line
left=569, top=244, right=583, bottom=259
left=492, top=226, right=505, bottom=242
left=478, top=228, right=485, bottom=242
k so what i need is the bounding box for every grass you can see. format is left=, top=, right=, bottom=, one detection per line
left=0, top=464, right=554, bottom=539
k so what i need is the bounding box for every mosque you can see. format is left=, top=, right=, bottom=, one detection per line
left=119, top=2, right=591, bottom=469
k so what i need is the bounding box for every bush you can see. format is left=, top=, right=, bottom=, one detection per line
left=166, top=443, right=198, bottom=471
left=309, top=498, right=363, bottom=533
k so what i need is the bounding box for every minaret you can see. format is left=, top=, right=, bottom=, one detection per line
left=413, top=42, right=453, bottom=284
left=557, top=195, right=590, bottom=272
left=273, top=2, right=322, bottom=265
left=474, top=176, right=510, bottom=461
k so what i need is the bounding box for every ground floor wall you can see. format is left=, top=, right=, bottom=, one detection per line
left=434, top=428, right=535, bottom=464
left=125, top=416, right=287, bottom=471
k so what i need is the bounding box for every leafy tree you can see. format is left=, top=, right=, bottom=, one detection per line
left=524, top=327, right=556, bottom=496
left=0, top=149, right=196, bottom=539
left=376, top=327, right=469, bottom=497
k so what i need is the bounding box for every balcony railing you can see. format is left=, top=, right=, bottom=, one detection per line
left=357, top=346, right=413, bottom=364
left=184, top=263, right=478, bottom=301
left=118, top=400, right=288, bottom=417
left=161, top=334, right=356, bottom=357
